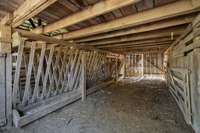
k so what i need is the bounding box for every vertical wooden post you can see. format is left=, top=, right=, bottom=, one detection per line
left=115, top=57, right=118, bottom=81
left=141, top=54, right=144, bottom=76
left=121, top=55, right=126, bottom=79
left=81, top=52, right=86, bottom=101
left=0, top=24, right=12, bottom=127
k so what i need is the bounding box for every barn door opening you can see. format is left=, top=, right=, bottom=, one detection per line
left=124, top=52, right=165, bottom=79
left=125, top=54, right=144, bottom=78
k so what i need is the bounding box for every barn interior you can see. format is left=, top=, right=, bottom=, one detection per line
left=0, top=0, right=200, bottom=133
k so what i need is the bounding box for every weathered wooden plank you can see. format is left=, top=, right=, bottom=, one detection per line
left=22, top=43, right=36, bottom=105
left=12, top=33, right=25, bottom=107
left=41, top=46, right=54, bottom=99
left=32, top=43, right=46, bottom=102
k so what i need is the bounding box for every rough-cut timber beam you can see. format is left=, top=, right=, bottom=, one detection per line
left=0, top=13, right=13, bottom=25
left=109, top=45, right=170, bottom=52
left=12, top=0, right=58, bottom=28
left=14, top=29, right=111, bottom=54
left=76, top=15, right=193, bottom=42
left=105, top=42, right=172, bottom=49
left=14, top=29, right=74, bottom=47
left=32, top=0, right=141, bottom=34
left=59, top=0, right=200, bottom=40
left=105, top=41, right=173, bottom=49
left=80, top=27, right=184, bottom=46
left=96, top=37, right=176, bottom=48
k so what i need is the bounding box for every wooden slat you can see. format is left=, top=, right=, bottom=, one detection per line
left=32, top=43, right=46, bottom=102
left=12, top=33, right=25, bottom=107
left=41, top=46, right=54, bottom=99
left=22, top=43, right=36, bottom=105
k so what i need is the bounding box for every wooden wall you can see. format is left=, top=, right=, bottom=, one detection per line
left=167, top=14, right=200, bottom=133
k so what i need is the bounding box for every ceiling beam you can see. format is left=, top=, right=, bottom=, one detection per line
left=108, top=41, right=173, bottom=48
left=105, top=42, right=172, bottom=49
left=32, top=0, right=141, bottom=34
left=59, top=0, right=200, bottom=40
left=79, top=27, right=184, bottom=46
left=12, top=0, right=59, bottom=28
left=75, top=15, right=193, bottom=43
left=108, top=45, right=170, bottom=52
left=96, top=38, right=175, bottom=48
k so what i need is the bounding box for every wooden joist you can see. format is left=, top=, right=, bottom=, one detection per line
left=59, top=0, right=200, bottom=40
left=76, top=15, right=193, bottom=43
left=101, top=41, right=172, bottom=50
left=79, top=27, right=184, bottom=46
left=108, top=43, right=171, bottom=50
left=110, top=45, right=169, bottom=52
left=12, top=0, right=59, bottom=28
left=32, top=0, right=141, bottom=34
left=96, top=38, right=175, bottom=48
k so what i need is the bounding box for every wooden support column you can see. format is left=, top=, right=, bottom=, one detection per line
left=120, top=55, right=126, bottom=79
left=115, top=58, right=118, bottom=81
left=0, top=24, right=12, bottom=127
left=81, top=52, right=86, bottom=101
left=141, top=54, right=144, bottom=76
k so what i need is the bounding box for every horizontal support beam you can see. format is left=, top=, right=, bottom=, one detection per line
left=80, top=27, right=184, bottom=46
left=14, top=29, right=75, bottom=47
left=14, top=29, right=112, bottom=54
left=96, top=37, right=176, bottom=48
left=76, top=15, right=194, bottom=42
left=32, top=0, right=141, bottom=34
left=106, top=42, right=171, bottom=49
left=59, top=0, right=200, bottom=40
left=110, top=45, right=169, bottom=52
left=12, top=0, right=58, bottom=28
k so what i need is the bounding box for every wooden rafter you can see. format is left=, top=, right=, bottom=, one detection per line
left=104, top=42, right=172, bottom=49
left=109, top=45, right=170, bottom=52
left=59, top=0, right=200, bottom=40
left=75, top=15, right=194, bottom=43
left=96, top=38, right=175, bottom=48
left=32, top=0, right=142, bottom=34
left=12, top=0, right=59, bottom=28
left=79, top=27, right=184, bottom=46
left=104, top=41, right=173, bottom=49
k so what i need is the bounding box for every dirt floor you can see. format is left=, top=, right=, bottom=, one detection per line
left=2, top=77, right=195, bottom=133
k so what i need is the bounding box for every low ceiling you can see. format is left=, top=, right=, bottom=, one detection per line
left=0, top=0, right=199, bottom=53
